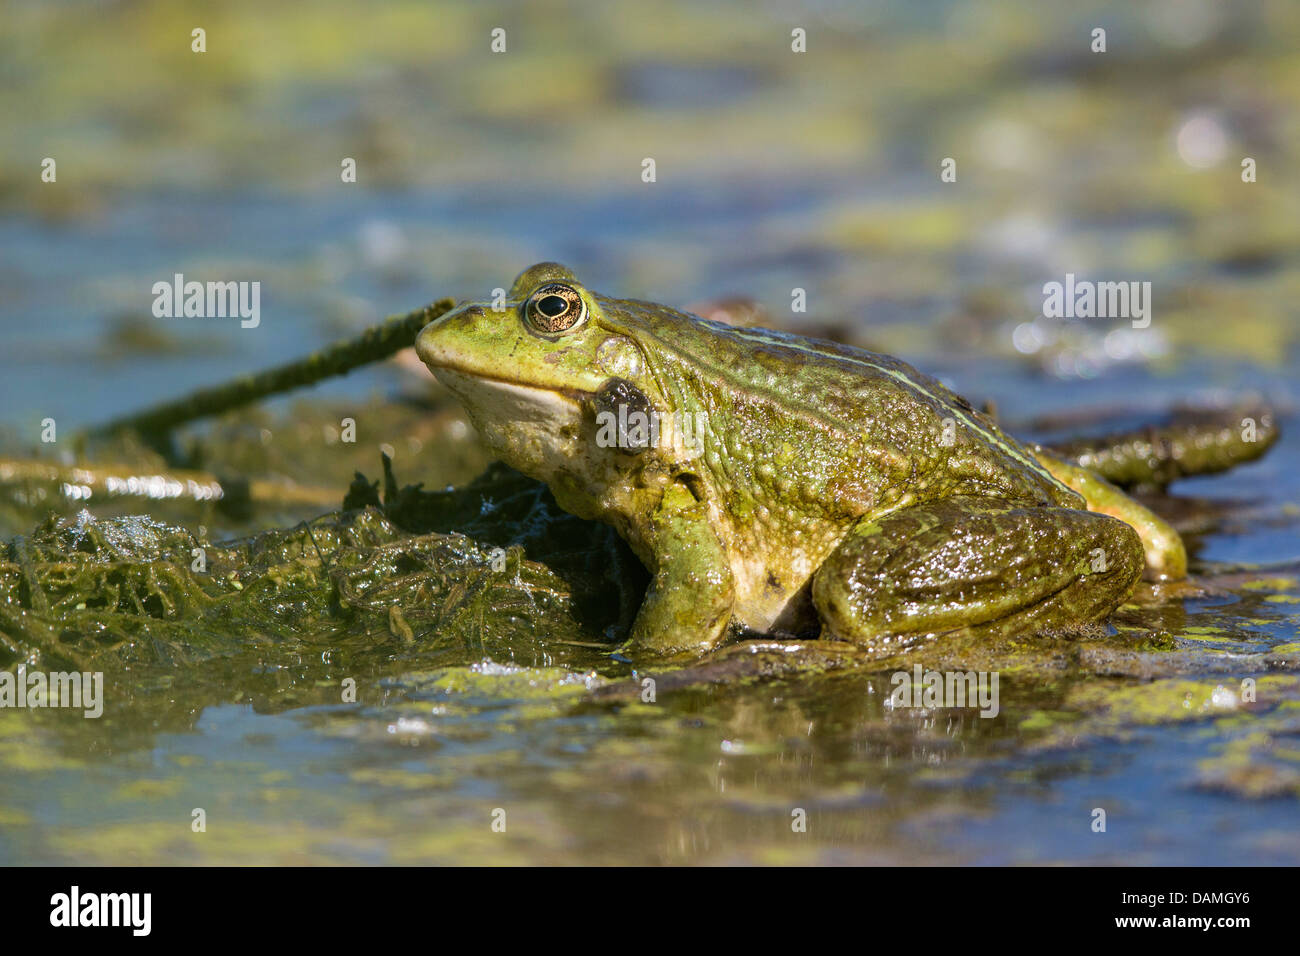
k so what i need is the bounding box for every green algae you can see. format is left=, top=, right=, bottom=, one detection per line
left=0, top=462, right=641, bottom=678
left=1242, top=577, right=1299, bottom=592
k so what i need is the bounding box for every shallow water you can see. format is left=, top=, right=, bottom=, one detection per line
left=2, top=0, right=1299, bottom=864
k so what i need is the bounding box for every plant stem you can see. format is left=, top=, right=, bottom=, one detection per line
left=90, top=298, right=456, bottom=438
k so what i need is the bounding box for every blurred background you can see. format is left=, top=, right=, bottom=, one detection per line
left=1, top=0, right=1299, bottom=865
left=3, top=0, right=1297, bottom=433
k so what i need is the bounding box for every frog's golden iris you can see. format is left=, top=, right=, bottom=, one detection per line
left=526, top=283, right=587, bottom=334
left=416, top=263, right=1230, bottom=659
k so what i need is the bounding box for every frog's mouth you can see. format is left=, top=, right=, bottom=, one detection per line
left=415, top=322, right=598, bottom=444
left=415, top=324, right=595, bottom=406
left=425, top=363, right=593, bottom=404
left=428, top=367, right=589, bottom=429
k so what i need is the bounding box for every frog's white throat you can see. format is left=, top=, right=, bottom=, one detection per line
left=431, top=368, right=586, bottom=481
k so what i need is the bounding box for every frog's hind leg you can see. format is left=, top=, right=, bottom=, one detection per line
left=810, top=497, right=1143, bottom=649
left=1046, top=406, right=1279, bottom=489
left=1032, top=449, right=1186, bottom=581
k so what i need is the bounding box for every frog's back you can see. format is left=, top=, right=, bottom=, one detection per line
left=599, top=296, right=1078, bottom=521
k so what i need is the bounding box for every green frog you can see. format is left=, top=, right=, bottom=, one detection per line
left=415, top=263, right=1270, bottom=657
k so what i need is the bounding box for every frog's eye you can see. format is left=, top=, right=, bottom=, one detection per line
left=524, top=283, right=587, bottom=334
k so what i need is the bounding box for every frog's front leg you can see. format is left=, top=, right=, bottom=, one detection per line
left=811, top=496, right=1143, bottom=646
left=626, top=481, right=735, bottom=658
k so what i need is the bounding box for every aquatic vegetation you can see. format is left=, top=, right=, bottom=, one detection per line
left=0, top=461, right=642, bottom=679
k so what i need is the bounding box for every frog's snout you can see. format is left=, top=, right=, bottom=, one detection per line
left=414, top=316, right=448, bottom=370
left=415, top=303, right=485, bottom=370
